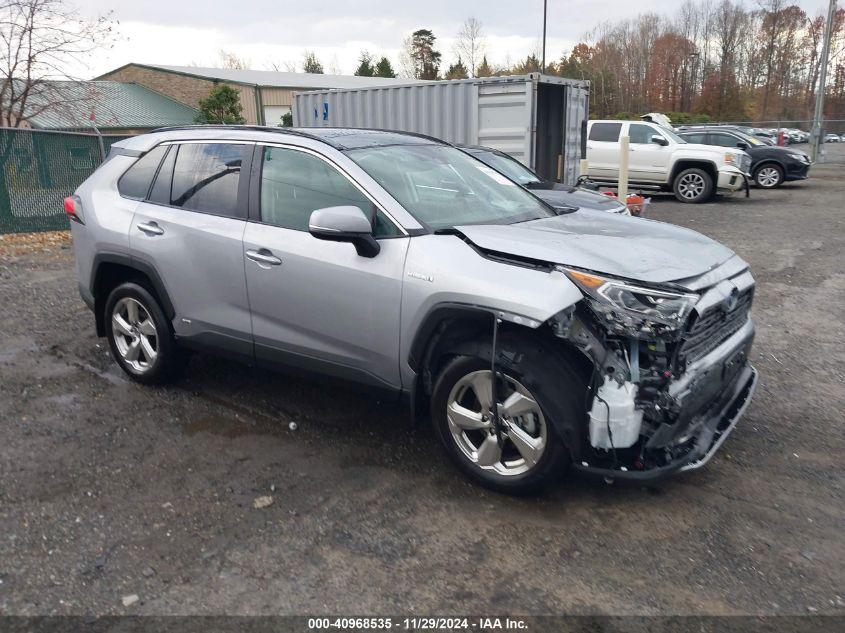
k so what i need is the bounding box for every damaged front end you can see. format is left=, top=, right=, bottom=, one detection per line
left=549, top=265, right=758, bottom=481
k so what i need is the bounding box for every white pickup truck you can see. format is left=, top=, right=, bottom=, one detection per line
left=586, top=120, right=752, bottom=203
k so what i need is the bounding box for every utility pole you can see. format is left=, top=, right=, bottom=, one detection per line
left=541, top=0, right=547, bottom=74
left=811, top=0, right=837, bottom=163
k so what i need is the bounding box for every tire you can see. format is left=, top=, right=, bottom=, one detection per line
left=104, top=282, right=184, bottom=384
left=672, top=167, right=714, bottom=203
left=430, top=334, right=587, bottom=494
left=754, top=163, right=784, bottom=188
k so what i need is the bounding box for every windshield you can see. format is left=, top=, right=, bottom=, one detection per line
left=468, top=150, right=541, bottom=186
left=347, top=144, right=556, bottom=230
left=729, top=129, right=763, bottom=146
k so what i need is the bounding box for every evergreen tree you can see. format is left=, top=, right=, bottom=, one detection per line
left=409, top=29, right=441, bottom=79
left=303, top=51, right=324, bottom=74
left=374, top=56, right=396, bottom=78
left=475, top=55, right=494, bottom=77
left=195, top=84, right=245, bottom=124
left=354, top=51, right=375, bottom=76
left=445, top=57, right=469, bottom=80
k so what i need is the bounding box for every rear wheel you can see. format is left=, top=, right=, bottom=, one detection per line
left=754, top=163, right=784, bottom=188
left=430, top=336, right=587, bottom=494
left=672, top=167, right=714, bottom=203
left=105, top=282, right=184, bottom=384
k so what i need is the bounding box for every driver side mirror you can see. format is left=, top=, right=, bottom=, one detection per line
left=737, top=141, right=750, bottom=150
left=309, top=206, right=380, bottom=258
left=651, top=135, right=669, bottom=146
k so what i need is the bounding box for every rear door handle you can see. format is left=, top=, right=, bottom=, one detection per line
left=246, top=248, right=282, bottom=266
left=137, top=221, right=164, bottom=236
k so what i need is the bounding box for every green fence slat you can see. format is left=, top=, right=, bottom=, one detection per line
left=0, top=128, right=132, bottom=234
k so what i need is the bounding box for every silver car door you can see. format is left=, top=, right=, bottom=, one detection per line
left=243, top=143, right=409, bottom=390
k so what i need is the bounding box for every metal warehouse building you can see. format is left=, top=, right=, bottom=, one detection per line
left=96, top=63, right=409, bottom=126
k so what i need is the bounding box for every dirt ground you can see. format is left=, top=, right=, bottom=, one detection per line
left=0, top=144, right=843, bottom=618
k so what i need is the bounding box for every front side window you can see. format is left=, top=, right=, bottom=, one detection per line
left=118, top=145, right=168, bottom=199
left=589, top=123, right=622, bottom=142
left=259, top=146, right=400, bottom=236
left=170, top=143, right=248, bottom=216
left=348, top=144, right=556, bottom=230
left=710, top=133, right=741, bottom=148
left=629, top=124, right=662, bottom=145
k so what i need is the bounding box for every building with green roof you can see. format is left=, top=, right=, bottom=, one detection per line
left=16, top=80, right=198, bottom=134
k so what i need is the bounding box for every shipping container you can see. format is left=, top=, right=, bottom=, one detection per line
left=293, top=73, right=590, bottom=184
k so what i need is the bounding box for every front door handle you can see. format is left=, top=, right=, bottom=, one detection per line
left=137, top=221, right=164, bottom=236
left=246, top=248, right=282, bottom=266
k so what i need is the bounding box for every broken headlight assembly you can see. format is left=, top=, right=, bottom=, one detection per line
left=558, top=266, right=699, bottom=340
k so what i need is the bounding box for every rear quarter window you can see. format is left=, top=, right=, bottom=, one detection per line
left=117, top=145, right=168, bottom=200
left=589, top=123, right=622, bottom=142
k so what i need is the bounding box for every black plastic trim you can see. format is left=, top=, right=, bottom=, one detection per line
left=90, top=252, right=176, bottom=320
left=255, top=341, right=401, bottom=400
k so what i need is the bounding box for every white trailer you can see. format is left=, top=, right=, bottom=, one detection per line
left=293, top=73, right=590, bottom=185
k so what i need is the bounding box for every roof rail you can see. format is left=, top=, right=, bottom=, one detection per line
left=148, top=124, right=339, bottom=146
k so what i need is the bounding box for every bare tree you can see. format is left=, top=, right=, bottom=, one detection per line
left=454, top=17, right=485, bottom=77
left=218, top=50, right=249, bottom=70
left=0, top=0, right=118, bottom=128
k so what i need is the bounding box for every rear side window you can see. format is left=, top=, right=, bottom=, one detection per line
left=170, top=143, right=248, bottom=216
left=681, top=132, right=707, bottom=144
left=117, top=145, right=167, bottom=199
left=589, top=123, right=622, bottom=142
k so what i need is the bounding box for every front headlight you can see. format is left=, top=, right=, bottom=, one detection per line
left=787, top=151, right=809, bottom=162
left=559, top=267, right=699, bottom=339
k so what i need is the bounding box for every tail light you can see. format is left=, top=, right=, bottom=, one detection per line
left=64, top=195, right=84, bottom=224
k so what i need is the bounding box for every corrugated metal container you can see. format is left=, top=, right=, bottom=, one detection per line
left=293, top=73, right=589, bottom=184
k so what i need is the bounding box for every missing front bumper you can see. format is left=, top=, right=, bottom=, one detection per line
left=573, top=364, right=758, bottom=482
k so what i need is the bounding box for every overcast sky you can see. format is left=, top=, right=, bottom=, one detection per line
left=75, top=0, right=833, bottom=78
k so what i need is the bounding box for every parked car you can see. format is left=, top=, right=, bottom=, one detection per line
left=457, top=145, right=630, bottom=215
left=825, top=133, right=840, bottom=143
left=68, top=126, right=758, bottom=493
left=677, top=126, right=811, bottom=188
left=586, top=120, right=751, bottom=203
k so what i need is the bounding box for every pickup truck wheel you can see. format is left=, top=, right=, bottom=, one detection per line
left=431, top=341, right=584, bottom=494
left=673, top=168, right=714, bottom=203
left=104, top=282, right=184, bottom=385
left=754, top=163, right=784, bottom=188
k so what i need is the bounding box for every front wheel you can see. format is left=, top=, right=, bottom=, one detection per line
left=431, top=340, right=586, bottom=494
left=754, top=163, right=784, bottom=188
left=672, top=168, right=714, bottom=203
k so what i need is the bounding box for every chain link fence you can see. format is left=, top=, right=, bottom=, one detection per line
left=0, top=128, right=131, bottom=234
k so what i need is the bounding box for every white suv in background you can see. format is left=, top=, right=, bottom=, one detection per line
left=586, top=120, right=752, bottom=203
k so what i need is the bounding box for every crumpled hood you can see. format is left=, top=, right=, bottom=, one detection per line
left=456, top=209, right=736, bottom=284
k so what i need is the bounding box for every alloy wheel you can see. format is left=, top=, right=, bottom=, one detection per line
left=678, top=173, right=706, bottom=199
left=445, top=370, right=547, bottom=477
left=111, top=297, right=158, bottom=373
left=756, top=166, right=781, bottom=188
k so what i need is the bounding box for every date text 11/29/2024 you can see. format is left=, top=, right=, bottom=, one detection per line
left=307, top=617, right=529, bottom=630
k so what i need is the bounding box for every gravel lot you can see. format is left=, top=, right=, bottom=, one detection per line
left=0, top=145, right=843, bottom=618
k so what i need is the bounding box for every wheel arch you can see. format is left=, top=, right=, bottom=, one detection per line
left=752, top=158, right=786, bottom=175
left=670, top=159, right=718, bottom=184
left=91, top=253, right=175, bottom=336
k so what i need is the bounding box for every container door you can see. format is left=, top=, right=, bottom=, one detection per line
left=477, top=80, right=534, bottom=171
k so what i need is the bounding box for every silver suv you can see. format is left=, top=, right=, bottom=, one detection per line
left=68, top=126, right=758, bottom=494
